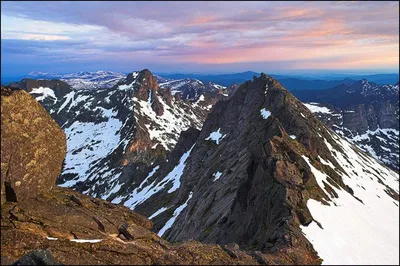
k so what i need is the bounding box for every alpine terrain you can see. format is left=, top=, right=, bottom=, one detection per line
left=1, top=73, right=399, bottom=265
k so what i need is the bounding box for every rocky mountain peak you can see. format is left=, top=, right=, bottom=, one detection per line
left=116, top=69, right=165, bottom=114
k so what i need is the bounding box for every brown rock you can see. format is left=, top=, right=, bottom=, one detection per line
left=1, top=88, right=66, bottom=203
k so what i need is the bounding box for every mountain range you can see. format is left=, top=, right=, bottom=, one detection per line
left=2, top=71, right=398, bottom=92
left=157, top=71, right=399, bottom=88
left=1, top=70, right=399, bottom=265
left=26, top=70, right=126, bottom=90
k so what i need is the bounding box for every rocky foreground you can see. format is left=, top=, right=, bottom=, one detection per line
left=0, top=86, right=319, bottom=265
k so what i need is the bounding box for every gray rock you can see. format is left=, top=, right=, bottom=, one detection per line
left=12, top=250, right=62, bottom=265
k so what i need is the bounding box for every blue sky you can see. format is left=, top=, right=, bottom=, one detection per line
left=1, top=1, right=399, bottom=77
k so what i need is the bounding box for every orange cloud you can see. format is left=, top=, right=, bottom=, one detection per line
left=188, top=15, right=215, bottom=26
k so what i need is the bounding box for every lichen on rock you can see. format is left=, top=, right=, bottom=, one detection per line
left=1, top=86, right=66, bottom=204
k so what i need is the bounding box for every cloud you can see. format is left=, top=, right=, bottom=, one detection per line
left=1, top=1, right=398, bottom=75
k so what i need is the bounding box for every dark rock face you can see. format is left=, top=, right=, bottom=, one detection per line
left=293, top=80, right=399, bottom=170
left=158, top=88, right=173, bottom=106
left=12, top=250, right=62, bottom=265
left=157, top=75, right=328, bottom=255
left=1, top=87, right=66, bottom=204
left=225, top=83, right=240, bottom=99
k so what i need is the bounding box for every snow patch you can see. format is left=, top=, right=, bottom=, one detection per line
left=260, top=108, right=271, bottom=119
left=120, top=144, right=194, bottom=209
left=158, top=191, right=193, bottom=237
left=304, top=103, right=333, bottom=114
left=205, top=128, right=226, bottom=144
left=59, top=108, right=123, bottom=188
left=164, top=144, right=195, bottom=193
left=149, top=206, right=170, bottom=219
left=30, top=87, right=57, bottom=103
left=213, top=171, right=222, bottom=182
left=70, top=239, right=103, bottom=243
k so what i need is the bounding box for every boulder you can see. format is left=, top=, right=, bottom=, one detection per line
left=1, top=87, right=66, bottom=203
left=12, top=250, right=62, bottom=265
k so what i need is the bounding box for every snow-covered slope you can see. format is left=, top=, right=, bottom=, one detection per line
left=301, top=130, right=399, bottom=265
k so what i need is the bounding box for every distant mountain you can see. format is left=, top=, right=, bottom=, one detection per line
left=156, top=72, right=399, bottom=89
left=331, top=73, right=399, bottom=84
left=276, top=77, right=356, bottom=91
left=60, top=71, right=126, bottom=90
left=21, top=70, right=126, bottom=90
left=27, top=71, right=61, bottom=79
left=156, top=72, right=359, bottom=90
left=156, top=76, right=229, bottom=101
left=293, top=79, right=399, bottom=170
left=157, top=71, right=261, bottom=87
left=293, top=79, right=399, bottom=108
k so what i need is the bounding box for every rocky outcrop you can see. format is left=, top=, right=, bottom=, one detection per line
left=2, top=186, right=267, bottom=265
left=1, top=87, right=66, bottom=204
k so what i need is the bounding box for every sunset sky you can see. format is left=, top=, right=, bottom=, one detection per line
left=1, top=1, right=399, bottom=76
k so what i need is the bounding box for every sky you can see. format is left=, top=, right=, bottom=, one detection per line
left=1, top=1, right=399, bottom=77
